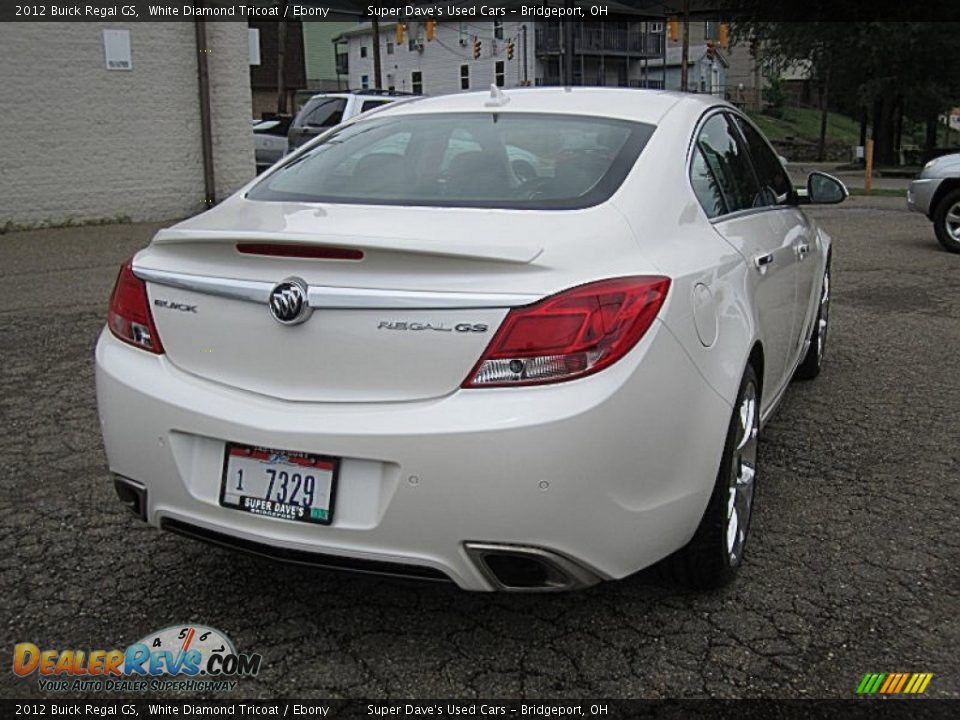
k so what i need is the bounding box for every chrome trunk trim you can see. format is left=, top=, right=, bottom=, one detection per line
left=133, top=265, right=541, bottom=310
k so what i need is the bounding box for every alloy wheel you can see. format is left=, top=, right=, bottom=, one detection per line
left=726, top=381, right=758, bottom=566
left=946, top=201, right=960, bottom=241
left=817, top=268, right=831, bottom=362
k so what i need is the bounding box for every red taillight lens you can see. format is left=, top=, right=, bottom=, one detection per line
left=107, top=259, right=164, bottom=354
left=463, top=276, right=670, bottom=387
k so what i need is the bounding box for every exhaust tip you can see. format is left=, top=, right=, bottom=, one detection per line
left=113, top=476, right=147, bottom=521
left=465, top=542, right=602, bottom=592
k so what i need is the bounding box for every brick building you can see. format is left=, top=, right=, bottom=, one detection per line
left=0, top=22, right=253, bottom=227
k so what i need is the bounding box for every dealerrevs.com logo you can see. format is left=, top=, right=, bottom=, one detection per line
left=13, top=625, right=261, bottom=693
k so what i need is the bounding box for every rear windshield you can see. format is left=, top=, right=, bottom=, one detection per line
left=248, top=112, right=655, bottom=210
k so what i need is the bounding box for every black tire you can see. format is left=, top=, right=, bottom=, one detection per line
left=932, top=188, right=960, bottom=254
left=666, top=365, right=760, bottom=590
left=794, top=259, right=831, bottom=381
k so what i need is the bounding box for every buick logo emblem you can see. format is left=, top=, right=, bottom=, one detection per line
left=269, top=279, right=310, bottom=325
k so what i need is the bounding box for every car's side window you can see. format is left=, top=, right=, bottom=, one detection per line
left=360, top=99, right=391, bottom=113
left=300, top=98, right=347, bottom=128
left=693, top=114, right=761, bottom=216
left=691, top=147, right=727, bottom=219
left=731, top=115, right=794, bottom=206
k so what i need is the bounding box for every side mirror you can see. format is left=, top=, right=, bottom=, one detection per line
left=803, top=171, right=848, bottom=204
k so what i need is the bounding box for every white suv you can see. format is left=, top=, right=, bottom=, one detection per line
left=287, top=90, right=412, bottom=151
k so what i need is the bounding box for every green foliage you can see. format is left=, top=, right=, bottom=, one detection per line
left=732, top=22, right=960, bottom=156
left=747, top=107, right=861, bottom=145
left=763, top=72, right=786, bottom=119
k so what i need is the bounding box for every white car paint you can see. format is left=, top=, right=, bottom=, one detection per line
left=96, top=88, right=834, bottom=591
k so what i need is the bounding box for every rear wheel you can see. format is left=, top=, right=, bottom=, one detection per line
left=795, top=260, right=831, bottom=380
left=667, top=365, right=760, bottom=590
left=932, top=188, right=960, bottom=254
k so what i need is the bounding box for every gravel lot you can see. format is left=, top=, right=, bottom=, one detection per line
left=1, top=196, right=957, bottom=700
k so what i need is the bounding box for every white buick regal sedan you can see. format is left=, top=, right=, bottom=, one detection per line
left=96, top=88, right=845, bottom=592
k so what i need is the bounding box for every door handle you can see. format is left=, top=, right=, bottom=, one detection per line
left=753, top=252, right=775, bottom=272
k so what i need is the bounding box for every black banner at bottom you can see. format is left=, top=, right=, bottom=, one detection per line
left=3, top=699, right=959, bottom=720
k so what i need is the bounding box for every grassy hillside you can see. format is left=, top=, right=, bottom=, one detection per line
left=747, top=107, right=862, bottom=145
left=748, top=106, right=960, bottom=148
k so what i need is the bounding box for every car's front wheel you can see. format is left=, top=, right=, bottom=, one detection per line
left=932, top=188, right=960, bottom=254
left=667, top=364, right=760, bottom=590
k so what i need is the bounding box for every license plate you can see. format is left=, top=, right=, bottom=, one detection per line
left=219, top=444, right=337, bottom=525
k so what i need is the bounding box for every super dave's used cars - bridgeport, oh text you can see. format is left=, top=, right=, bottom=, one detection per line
left=96, top=88, right=846, bottom=591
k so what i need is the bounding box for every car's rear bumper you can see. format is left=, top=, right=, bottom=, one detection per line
left=95, top=323, right=731, bottom=591
left=907, top=177, right=942, bottom=216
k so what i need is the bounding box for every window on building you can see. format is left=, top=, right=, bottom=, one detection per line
left=360, top=46, right=368, bottom=58
left=361, top=75, right=369, bottom=90
left=386, top=41, right=394, bottom=55
left=411, top=71, right=423, bottom=94
left=409, top=24, right=425, bottom=51
left=493, top=21, right=504, bottom=40
left=495, top=61, right=505, bottom=87
left=460, top=64, right=469, bottom=90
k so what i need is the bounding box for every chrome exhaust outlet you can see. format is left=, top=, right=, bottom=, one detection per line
left=465, top=542, right=602, bottom=592
left=113, top=475, right=147, bottom=521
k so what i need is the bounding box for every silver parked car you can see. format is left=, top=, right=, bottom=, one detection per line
left=253, top=118, right=291, bottom=174
left=907, top=153, right=960, bottom=253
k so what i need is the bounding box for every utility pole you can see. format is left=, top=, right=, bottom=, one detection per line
left=371, top=17, right=383, bottom=90
left=563, top=0, right=575, bottom=85
left=276, top=1, right=287, bottom=114
left=679, top=0, right=689, bottom=92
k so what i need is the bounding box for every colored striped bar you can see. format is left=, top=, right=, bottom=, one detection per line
left=893, top=673, right=910, bottom=693
left=858, top=672, right=934, bottom=695
left=856, top=673, right=887, bottom=694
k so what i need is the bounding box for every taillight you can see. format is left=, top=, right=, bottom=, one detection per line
left=463, top=276, right=670, bottom=388
left=107, top=259, right=164, bottom=354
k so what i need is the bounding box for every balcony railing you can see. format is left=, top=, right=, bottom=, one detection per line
left=536, top=25, right=664, bottom=57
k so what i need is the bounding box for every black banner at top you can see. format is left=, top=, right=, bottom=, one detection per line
left=2, top=0, right=960, bottom=22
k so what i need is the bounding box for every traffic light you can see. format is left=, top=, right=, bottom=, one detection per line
left=706, top=41, right=716, bottom=61
left=395, top=21, right=406, bottom=45
left=668, top=18, right=679, bottom=42
left=473, top=37, right=481, bottom=59
left=425, top=20, right=436, bottom=42
left=506, top=39, right=515, bottom=61
left=718, top=23, right=729, bottom=49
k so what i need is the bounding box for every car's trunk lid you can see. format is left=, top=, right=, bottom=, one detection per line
left=136, top=199, right=648, bottom=403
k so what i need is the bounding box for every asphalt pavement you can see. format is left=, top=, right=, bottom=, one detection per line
left=1, top=196, right=957, bottom=700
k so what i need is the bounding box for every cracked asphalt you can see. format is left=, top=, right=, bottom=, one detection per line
left=1, top=195, right=957, bottom=700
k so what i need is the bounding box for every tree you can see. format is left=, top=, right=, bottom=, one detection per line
left=732, top=22, right=960, bottom=163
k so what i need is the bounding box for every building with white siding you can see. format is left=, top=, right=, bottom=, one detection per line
left=334, top=19, right=668, bottom=98
left=646, top=45, right=729, bottom=97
